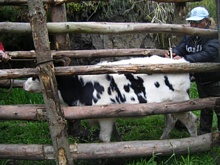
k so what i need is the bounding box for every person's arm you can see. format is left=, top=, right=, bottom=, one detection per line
left=183, top=38, right=219, bottom=63
left=172, top=36, right=188, bottom=57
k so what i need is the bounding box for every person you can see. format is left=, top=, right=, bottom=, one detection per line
left=165, top=6, right=220, bottom=135
left=0, top=42, right=10, bottom=62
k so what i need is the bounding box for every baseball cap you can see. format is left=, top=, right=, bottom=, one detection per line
left=186, top=7, right=209, bottom=21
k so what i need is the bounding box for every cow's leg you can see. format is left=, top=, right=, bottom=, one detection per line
left=177, top=112, right=198, bottom=137
left=160, top=114, right=177, bottom=140
left=98, top=118, right=115, bottom=142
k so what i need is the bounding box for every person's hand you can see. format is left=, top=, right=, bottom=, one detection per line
left=164, top=51, right=170, bottom=58
left=165, top=51, right=178, bottom=59
left=173, top=55, right=182, bottom=60
left=0, top=50, right=11, bottom=62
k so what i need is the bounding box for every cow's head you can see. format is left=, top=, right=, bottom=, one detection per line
left=23, top=77, right=42, bottom=93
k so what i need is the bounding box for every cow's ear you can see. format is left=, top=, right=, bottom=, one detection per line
left=54, top=57, right=71, bottom=66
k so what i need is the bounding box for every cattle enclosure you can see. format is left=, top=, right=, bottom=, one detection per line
left=0, top=0, right=220, bottom=165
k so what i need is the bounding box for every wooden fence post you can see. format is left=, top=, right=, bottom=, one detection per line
left=27, top=0, right=73, bottom=164
left=50, top=2, right=82, bottom=144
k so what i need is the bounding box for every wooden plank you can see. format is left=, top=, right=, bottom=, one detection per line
left=0, top=97, right=219, bottom=120
left=0, top=133, right=219, bottom=160
left=0, top=22, right=217, bottom=37
left=1, top=62, right=220, bottom=79
left=27, top=0, right=72, bottom=164
left=51, top=4, right=71, bottom=50
left=7, top=49, right=167, bottom=59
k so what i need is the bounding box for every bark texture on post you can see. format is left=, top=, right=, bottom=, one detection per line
left=27, top=0, right=72, bottom=164
left=0, top=133, right=219, bottom=160
left=51, top=4, right=70, bottom=50
left=50, top=2, right=81, bottom=145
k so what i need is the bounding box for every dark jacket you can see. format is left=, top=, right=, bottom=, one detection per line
left=173, top=27, right=220, bottom=84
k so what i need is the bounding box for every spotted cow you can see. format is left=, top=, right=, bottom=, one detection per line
left=23, top=55, right=198, bottom=142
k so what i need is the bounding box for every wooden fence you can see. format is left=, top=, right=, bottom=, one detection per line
left=0, top=0, right=220, bottom=165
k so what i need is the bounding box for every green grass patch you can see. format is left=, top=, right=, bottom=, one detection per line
left=0, top=83, right=219, bottom=165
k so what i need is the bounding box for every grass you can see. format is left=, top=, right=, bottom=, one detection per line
left=0, top=83, right=219, bottom=165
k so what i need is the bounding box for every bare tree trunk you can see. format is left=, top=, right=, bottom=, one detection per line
left=27, top=0, right=72, bottom=164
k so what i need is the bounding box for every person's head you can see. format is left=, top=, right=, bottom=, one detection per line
left=186, top=7, right=209, bottom=28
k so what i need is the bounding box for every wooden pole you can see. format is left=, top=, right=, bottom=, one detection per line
left=27, top=0, right=72, bottom=164
left=7, top=49, right=167, bottom=59
left=0, top=133, right=219, bottom=160
left=50, top=2, right=81, bottom=148
left=0, top=22, right=217, bottom=37
left=1, top=63, right=220, bottom=80
left=50, top=4, right=70, bottom=50
left=0, top=97, right=219, bottom=121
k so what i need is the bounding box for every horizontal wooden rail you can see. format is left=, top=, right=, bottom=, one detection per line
left=0, top=79, right=25, bottom=88
left=8, top=49, right=166, bottom=59
left=0, top=97, right=219, bottom=120
left=0, top=133, right=219, bottom=160
left=0, top=63, right=220, bottom=79
left=0, top=22, right=217, bottom=37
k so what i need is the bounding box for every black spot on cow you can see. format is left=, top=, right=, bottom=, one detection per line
left=80, top=82, right=94, bottom=105
left=124, top=84, right=130, bottom=92
left=131, top=97, right=135, bottom=101
left=107, top=87, right=112, bottom=95
left=125, top=74, right=147, bottom=103
left=58, top=77, right=104, bottom=105
left=154, top=81, right=160, bottom=88
left=106, top=74, right=111, bottom=81
left=110, top=98, right=116, bottom=103
left=94, top=82, right=104, bottom=97
left=94, top=82, right=104, bottom=102
left=164, top=75, right=174, bottom=91
left=107, top=75, right=112, bottom=95
left=56, top=75, right=82, bottom=106
left=106, top=74, right=126, bottom=103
